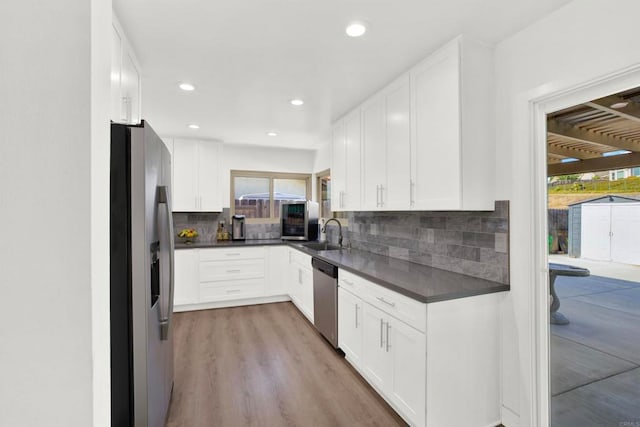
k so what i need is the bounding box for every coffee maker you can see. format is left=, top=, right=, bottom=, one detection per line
left=232, top=214, right=246, bottom=241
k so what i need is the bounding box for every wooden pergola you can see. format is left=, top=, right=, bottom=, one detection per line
left=547, top=88, right=640, bottom=176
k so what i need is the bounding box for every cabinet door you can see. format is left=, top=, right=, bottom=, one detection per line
left=384, top=76, right=411, bottom=210
left=344, top=111, right=362, bottom=210
left=361, top=96, right=386, bottom=211
left=120, top=50, right=141, bottom=125
left=301, top=267, right=314, bottom=323
left=331, top=122, right=346, bottom=211
left=198, top=141, right=221, bottom=211
left=289, top=265, right=304, bottom=311
left=266, top=246, right=288, bottom=296
left=110, top=25, right=123, bottom=123
left=361, top=303, right=392, bottom=391
left=388, top=316, right=426, bottom=427
left=411, top=44, right=461, bottom=210
left=338, top=288, right=363, bottom=367
left=174, top=250, right=199, bottom=306
left=172, top=139, right=199, bottom=211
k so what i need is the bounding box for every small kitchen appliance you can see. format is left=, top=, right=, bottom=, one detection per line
left=280, top=201, right=319, bottom=241
left=232, top=214, right=246, bottom=240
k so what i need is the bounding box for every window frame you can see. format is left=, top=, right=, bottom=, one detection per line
left=230, top=170, right=312, bottom=224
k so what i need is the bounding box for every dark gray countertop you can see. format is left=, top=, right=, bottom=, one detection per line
left=174, top=239, right=509, bottom=303
left=299, top=247, right=509, bottom=303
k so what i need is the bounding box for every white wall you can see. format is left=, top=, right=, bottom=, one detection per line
left=313, top=141, right=332, bottom=174
left=495, top=1, right=640, bottom=425
left=0, top=1, right=111, bottom=426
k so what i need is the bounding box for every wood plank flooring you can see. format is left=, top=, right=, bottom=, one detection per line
left=166, top=302, right=407, bottom=427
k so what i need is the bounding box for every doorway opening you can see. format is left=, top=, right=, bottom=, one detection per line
left=545, top=88, right=640, bottom=426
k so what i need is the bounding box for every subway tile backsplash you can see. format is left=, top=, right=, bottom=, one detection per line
left=325, top=200, right=510, bottom=284
left=172, top=208, right=281, bottom=240
left=173, top=200, right=510, bottom=284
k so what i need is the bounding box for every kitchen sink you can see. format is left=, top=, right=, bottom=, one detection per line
left=299, top=242, right=343, bottom=251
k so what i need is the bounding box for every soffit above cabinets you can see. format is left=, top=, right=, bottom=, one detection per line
left=547, top=87, right=640, bottom=176
left=114, top=0, right=572, bottom=149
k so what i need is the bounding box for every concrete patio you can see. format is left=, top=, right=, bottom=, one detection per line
left=548, top=256, right=640, bottom=426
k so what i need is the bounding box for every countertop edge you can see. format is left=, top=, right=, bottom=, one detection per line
left=174, top=241, right=510, bottom=304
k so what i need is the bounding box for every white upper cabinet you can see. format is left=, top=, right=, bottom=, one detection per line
left=361, top=75, right=412, bottom=211
left=410, top=36, right=494, bottom=210
left=172, top=139, right=222, bottom=212
left=332, top=111, right=362, bottom=211
left=361, top=95, right=386, bottom=210
left=111, top=15, right=141, bottom=125
left=331, top=35, right=494, bottom=211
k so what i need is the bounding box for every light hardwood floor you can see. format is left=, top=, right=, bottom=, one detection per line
left=167, top=302, right=407, bottom=427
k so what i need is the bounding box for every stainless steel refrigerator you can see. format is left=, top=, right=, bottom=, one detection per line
left=110, top=121, right=174, bottom=427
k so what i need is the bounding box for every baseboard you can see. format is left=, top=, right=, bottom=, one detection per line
left=173, top=295, right=291, bottom=312
left=501, top=406, right=520, bottom=427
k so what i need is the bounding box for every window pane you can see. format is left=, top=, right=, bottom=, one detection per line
left=273, top=178, right=307, bottom=218
left=234, top=177, right=270, bottom=218
left=320, top=175, right=331, bottom=217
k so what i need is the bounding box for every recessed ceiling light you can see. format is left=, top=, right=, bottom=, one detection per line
left=290, top=99, right=304, bottom=106
left=610, top=101, right=629, bottom=109
left=267, top=132, right=278, bottom=137
left=346, top=22, right=367, bottom=37
left=188, top=124, right=200, bottom=129
left=179, top=83, right=195, bottom=91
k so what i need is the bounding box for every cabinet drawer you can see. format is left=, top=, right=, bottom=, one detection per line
left=289, top=248, right=311, bottom=268
left=338, top=269, right=365, bottom=295
left=200, top=246, right=265, bottom=261
left=361, top=280, right=426, bottom=333
left=199, top=278, right=265, bottom=302
left=200, top=259, right=265, bottom=282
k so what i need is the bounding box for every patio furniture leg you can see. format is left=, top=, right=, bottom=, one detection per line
left=550, top=271, right=570, bottom=325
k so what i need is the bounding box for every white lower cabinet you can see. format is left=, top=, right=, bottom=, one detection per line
left=338, top=270, right=501, bottom=427
left=337, top=287, right=363, bottom=366
left=266, top=246, right=289, bottom=296
left=356, top=292, right=426, bottom=427
left=174, top=249, right=199, bottom=305
left=339, top=270, right=426, bottom=427
left=287, top=248, right=314, bottom=323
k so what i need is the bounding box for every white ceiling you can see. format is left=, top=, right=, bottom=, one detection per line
left=114, top=0, right=572, bottom=150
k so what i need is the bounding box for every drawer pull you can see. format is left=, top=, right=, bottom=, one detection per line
left=225, top=253, right=241, bottom=256
left=342, top=279, right=354, bottom=286
left=386, top=323, right=391, bottom=352
left=376, top=296, right=396, bottom=307
left=226, top=269, right=242, bottom=273
left=226, top=289, right=242, bottom=294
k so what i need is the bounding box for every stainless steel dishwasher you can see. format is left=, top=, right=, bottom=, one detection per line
left=312, top=257, right=339, bottom=348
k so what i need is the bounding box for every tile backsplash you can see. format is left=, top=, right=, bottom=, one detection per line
left=172, top=209, right=280, bottom=240
left=173, top=200, right=509, bottom=284
left=324, top=200, right=510, bottom=284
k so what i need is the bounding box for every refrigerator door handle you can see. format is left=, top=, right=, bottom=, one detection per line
left=158, top=185, right=174, bottom=341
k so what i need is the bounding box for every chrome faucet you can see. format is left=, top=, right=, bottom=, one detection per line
left=322, top=218, right=343, bottom=248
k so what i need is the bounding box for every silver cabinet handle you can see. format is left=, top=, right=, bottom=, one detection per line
left=379, top=185, right=384, bottom=207
left=380, top=318, right=384, bottom=348
left=298, top=269, right=302, bottom=284
left=410, top=179, right=415, bottom=207
left=376, top=184, right=380, bottom=207
left=225, top=253, right=241, bottom=256
left=355, top=304, right=359, bottom=328
left=342, top=279, right=354, bottom=287
left=226, top=289, right=242, bottom=294
left=340, top=191, right=345, bottom=208
left=386, top=322, right=391, bottom=352
left=376, top=296, right=396, bottom=307
left=226, top=269, right=241, bottom=273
